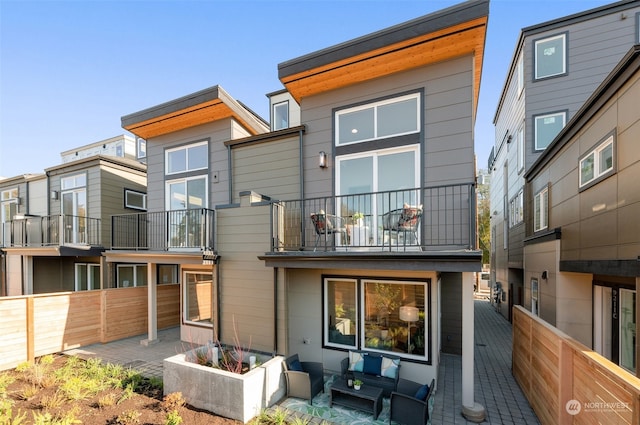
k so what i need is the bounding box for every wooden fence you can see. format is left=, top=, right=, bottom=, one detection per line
left=513, top=305, right=640, bottom=424
left=0, top=285, right=180, bottom=371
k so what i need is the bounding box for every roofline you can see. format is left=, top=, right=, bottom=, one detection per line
left=525, top=44, right=640, bottom=180
left=0, top=173, right=46, bottom=184
left=59, top=134, right=136, bottom=157
left=493, top=0, right=640, bottom=123
left=45, top=154, right=147, bottom=173
left=278, top=0, right=489, bottom=79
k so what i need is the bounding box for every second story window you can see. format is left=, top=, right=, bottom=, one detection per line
left=1, top=188, right=18, bottom=223
left=509, top=190, right=523, bottom=227
left=125, top=189, right=147, bottom=211
left=534, top=33, right=567, bottom=80
left=579, top=134, right=614, bottom=189
left=273, top=101, right=289, bottom=131
left=165, top=141, right=208, bottom=175
left=534, top=186, right=549, bottom=232
left=516, top=124, right=525, bottom=172
left=516, top=54, right=524, bottom=96
left=336, top=93, right=419, bottom=146
left=534, top=111, right=566, bottom=151
left=137, top=138, right=147, bottom=160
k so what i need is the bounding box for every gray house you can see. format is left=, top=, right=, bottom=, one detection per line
left=114, top=0, right=489, bottom=420
left=0, top=135, right=146, bottom=295
left=489, top=0, right=640, bottom=322
left=524, top=44, right=640, bottom=375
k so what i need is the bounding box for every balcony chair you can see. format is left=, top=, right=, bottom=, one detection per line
left=382, top=204, right=423, bottom=249
left=283, top=353, right=325, bottom=404
left=310, top=211, right=347, bottom=251
left=389, top=378, right=435, bottom=425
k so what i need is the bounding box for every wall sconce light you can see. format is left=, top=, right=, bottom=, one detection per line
left=15, top=197, right=22, bottom=206
left=50, top=190, right=58, bottom=200
left=541, top=270, right=548, bottom=280
left=319, top=151, right=328, bottom=169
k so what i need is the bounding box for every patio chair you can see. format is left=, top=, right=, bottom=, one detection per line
left=283, top=353, right=325, bottom=404
left=310, top=211, right=347, bottom=251
left=389, top=378, right=435, bottom=425
left=382, top=204, right=423, bottom=249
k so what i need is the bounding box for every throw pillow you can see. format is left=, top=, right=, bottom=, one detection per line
left=380, top=357, right=400, bottom=379
left=289, top=359, right=304, bottom=372
left=415, top=384, right=429, bottom=401
left=363, top=355, right=382, bottom=376
left=348, top=351, right=364, bottom=372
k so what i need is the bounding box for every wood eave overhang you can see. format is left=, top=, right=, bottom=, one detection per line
left=258, top=250, right=482, bottom=272
left=278, top=0, right=488, bottom=116
left=121, top=85, right=269, bottom=140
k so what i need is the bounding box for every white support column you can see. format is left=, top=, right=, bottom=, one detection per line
left=141, top=263, right=158, bottom=346
left=461, top=271, right=486, bottom=422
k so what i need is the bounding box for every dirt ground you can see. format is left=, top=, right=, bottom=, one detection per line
left=2, top=355, right=242, bottom=425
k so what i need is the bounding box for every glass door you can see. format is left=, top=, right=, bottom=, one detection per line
left=62, top=189, right=86, bottom=244
left=620, top=289, right=636, bottom=373
left=166, top=177, right=207, bottom=248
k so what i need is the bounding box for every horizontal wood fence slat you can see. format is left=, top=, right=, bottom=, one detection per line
left=0, top=284, right=180, bottom=371
left=513, top=306, right=640, bottom=425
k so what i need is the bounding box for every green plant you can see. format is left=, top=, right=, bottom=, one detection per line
left=0, top=397, right=27, bottom=425
left=352, top=212, right=364, bottom=221
left=164, top=410, right=183, bottom=425
left=115, top=409, right=141, bottom=425
left=117, top=385, right=136, bottom=404
left=31, top=411, right=81, bottom=425
left=96, top=392, right=117, bottom=408
left=16, top=384, right=39, bottom=401
left=0, top=373, right=16, bottom=396
left=353, top=379, right=363, bottom=386
left=39, top=390, right=66, bottom=409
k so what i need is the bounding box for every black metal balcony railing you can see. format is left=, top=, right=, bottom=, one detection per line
left=0, top=215, right=101, bottom=248
left=111, top=208, right=215, bottom=251
left=271, top=184, right=476, bottom=252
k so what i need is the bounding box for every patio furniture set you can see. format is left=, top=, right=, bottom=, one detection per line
left=284, top=350, right=435, bottom=424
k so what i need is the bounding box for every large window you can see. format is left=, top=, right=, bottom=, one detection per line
left=61, top=173, right=87, bottom=244
left=184, top=271, right=213, bottom=327
left=534, top=33, right=566, bottom=80
left=324, top=277, right=430, bottom=361
left=116, top=264, right=147, bottom=287
left=619, top=288, right=636, bottom=373
left=533, top=186, right=548, bottom=232
left=534, top=111, right=566, bottom=151
left=1, top=188, right=18, bottom=222
left=579, top=134, right=614, bottom=189
left=75, top=263, right=100, bottom=291
left=273, top=101, right=289, bottom=131
left=509, top=190, right=523, bottom=227
left=335, top=93, right=419, bottom=146
left=165, top=141, right=208, bottom=175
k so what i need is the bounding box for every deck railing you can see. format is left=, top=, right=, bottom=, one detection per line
left=0, top=214, right=101, bottom=247
left=270, top=183, right=476, bottom=252
left=111, top=208, right=215, bottom=251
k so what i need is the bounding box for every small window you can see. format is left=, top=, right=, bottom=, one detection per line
left=516, top=124, right=525, bottom=172
left=516, top=54, right=524, bottom=96
left=273, top=101, right=289, bottom=131
left=534, top=111, right=566, bottom=151
left=75, top=263, right=100, bottom=291
left=580, top=135, right=614, bottom=188
left=117, top=264, right=147, bottom=287
left=137, top=138, right=147, bottom=159
left=158, top=265, right=178, bottom=284
left=336, top=93, right=420, bottom=146
left=509, top=189, right=523, bottom=227
left=534, top=187, right=549, bottom=232
left=531, top=278, right=539, bottom=316
left=534, top=33, right=567, bottom=80
left=125, top=189, right=147, bottom=211
left=165, top=141, right=208, bottom=175
left=61, top=174, right=87, bottom=190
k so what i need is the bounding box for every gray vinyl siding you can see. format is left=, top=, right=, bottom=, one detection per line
left=299, top=55, right=475, bottom=200
left=529, top=67, right=640, bottom=263
left=231, top=136, right=300, bottom=204
left=440, top=272, right=462, bottom=355
left=145, top=120, right=232, bottom=212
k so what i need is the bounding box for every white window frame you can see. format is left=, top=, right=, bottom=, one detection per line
left=1, top=188, right=19, bottom=223
left=125, top=189, right=147, bottom=211
left=183, top=270, right=213, bottom=327
left=579, top=135, right=614, bottom=188
left=534, top=186, right=549, bottom=232
left=335, top=93, right=420, bottom=146
left=137, top=138, right=146, bottom=159
left=534, top=111, right=566, bottom=151
left=531, top=278, right=539, bottom=316
left=272, top=101, right=289, bottom=131
left=509, top=189, right=523, bottom=228
left=75, top=263, right=100, bottom=291
left=61, top=173, right=86, bottom=191
left=116, top=264, right=147, bottom=288
left=165, top=175, right=208, bottom=210
left=516, top=124, right=525, bottom=172
left=516, top=54, right=524, bottom=97
left=323, top=278, right=358, bottom=350
left=534, top=33, right=567, bottom=80
left=165, top=140, right=208, bottom=175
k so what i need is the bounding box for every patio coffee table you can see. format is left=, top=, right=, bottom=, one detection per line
left=330, top=379, right=383, bottom=419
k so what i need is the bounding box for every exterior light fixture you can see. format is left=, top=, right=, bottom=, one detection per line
left=50, top=190, right=59, bottom=200
left=319, top=151, right=328, bottom=168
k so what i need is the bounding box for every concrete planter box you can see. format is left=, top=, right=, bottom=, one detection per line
left=163, top=349, right=286, bottom=423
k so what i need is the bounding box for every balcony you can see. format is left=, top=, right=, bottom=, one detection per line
left=0, top=214, right=101, bottom=248
left=111, top=208, right=215, bottom=251
left=270, top=184, right=476, bottom=253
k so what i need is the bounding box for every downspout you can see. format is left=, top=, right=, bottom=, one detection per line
left=227, top=145, right=233, bottom=205
left=299, top=128, right=306, bottom=246
left=273, top=267, right=278, bottom=355
left=215, top=256, right=222, bottom=342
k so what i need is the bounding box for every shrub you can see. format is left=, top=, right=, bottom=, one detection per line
left=161, top=392, right=185, bottom=412
left=115, top=409, right=141, bottom=425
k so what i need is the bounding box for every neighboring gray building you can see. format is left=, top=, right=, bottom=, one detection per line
left=489, top=0, right=640, bottom=322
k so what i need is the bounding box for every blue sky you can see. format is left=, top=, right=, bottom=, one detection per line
left=0, top=0, right=617, bottom=178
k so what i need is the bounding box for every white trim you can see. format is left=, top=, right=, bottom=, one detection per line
left=579, top=135, right=614, bottom=188
left=165, top=140, right=208, bottom=175
left=534, top=111, right=566, bottom=151
left=323, top=277, right=358, bottom=349
left=534, top=33, right=566, bottom=80
left=533, top=187, right=548, bottom=232
left=183, top=270, right=214, bottom=328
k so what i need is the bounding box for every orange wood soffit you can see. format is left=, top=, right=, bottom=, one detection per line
left=123, top=99, right=256, bottom=139
left=281, top=17, right=487, bottom=113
